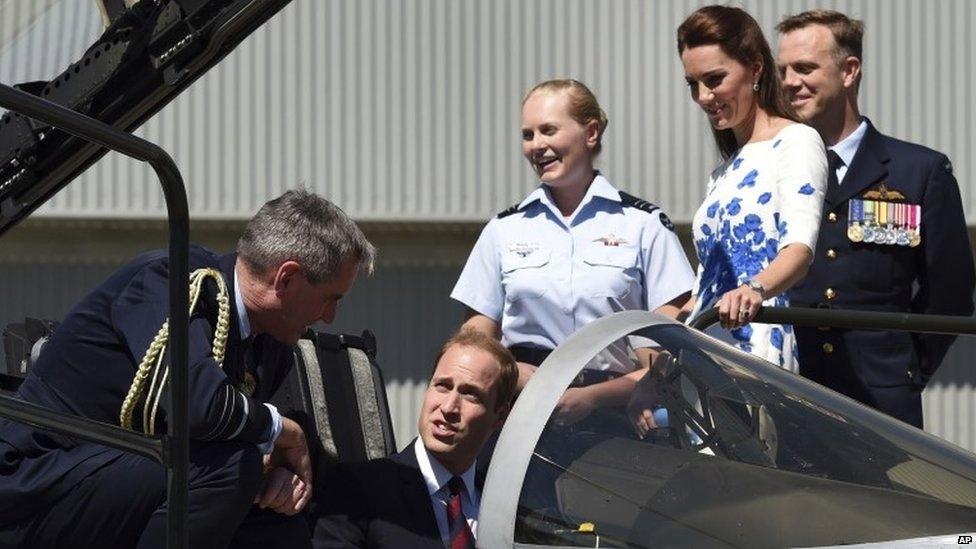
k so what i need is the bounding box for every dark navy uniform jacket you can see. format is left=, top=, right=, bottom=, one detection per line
left=313, top=439, right=488, bottom=549
left=0, top=246, right=293, bottom=522
left=790, top=119, right=975, bottom=426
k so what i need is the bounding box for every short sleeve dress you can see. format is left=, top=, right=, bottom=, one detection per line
left=690, top=123, right=828, bottom=372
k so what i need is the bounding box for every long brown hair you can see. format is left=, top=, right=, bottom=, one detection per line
left=677, top=5, right=798, bottom=159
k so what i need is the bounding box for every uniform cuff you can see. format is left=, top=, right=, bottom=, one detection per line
left=256, top=403, right=283, bottom=454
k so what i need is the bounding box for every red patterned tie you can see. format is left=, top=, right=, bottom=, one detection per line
left=447, top=476, right=475, bottom=549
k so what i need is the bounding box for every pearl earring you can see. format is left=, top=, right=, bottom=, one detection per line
left=752, top=82, right=760, bottom=92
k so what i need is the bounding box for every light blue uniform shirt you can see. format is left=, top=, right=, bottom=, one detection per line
left=451, top=174, right=695, bottom=373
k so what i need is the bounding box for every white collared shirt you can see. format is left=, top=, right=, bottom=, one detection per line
left=451, top=173, right=695, bottom=372
left=234, top=267, right=282, bottom=454
left=830, top=119, right=868, bottom=185
left=413, top=438, right=478, bottom=543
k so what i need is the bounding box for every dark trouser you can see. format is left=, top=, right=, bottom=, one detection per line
left=3, top=441, right=310, bottom=549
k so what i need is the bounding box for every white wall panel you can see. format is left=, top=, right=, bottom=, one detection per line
left=1, top=0, right=973, bottom=223
left=924, top=336, right=976, bottom=453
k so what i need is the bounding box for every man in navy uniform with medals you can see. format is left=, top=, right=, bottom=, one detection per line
left=776, top=10, right=975, bottom=427
left=0, top=190, right=375, bottom=548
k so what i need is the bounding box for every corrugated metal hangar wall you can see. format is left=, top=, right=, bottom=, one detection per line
left=1, top=0, right=975, bottom=450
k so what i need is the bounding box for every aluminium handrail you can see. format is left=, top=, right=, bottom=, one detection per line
left=0, top=83, right=189, bottom=549
left=689, top=306, right=976, bottom=335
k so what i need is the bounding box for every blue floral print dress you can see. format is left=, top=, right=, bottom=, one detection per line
left=691, top=124, right=828, bottom=372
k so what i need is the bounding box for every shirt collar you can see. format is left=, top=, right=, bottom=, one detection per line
left=233, top=267, right=251, bottom=340
left=583, top=172, right=620, bottom=203
left=413, top=438, right=476, bottom=501
left=830, top=118, right=868, bottom=168
left=518, top=172, right=620, bottom=215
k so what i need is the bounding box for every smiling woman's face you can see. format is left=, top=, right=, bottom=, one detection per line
left=520, top=91, right=599, bottom=188
left=681, top=44, right=759, bottom=135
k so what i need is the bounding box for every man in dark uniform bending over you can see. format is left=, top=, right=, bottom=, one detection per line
left=0, top=189, right=375, bottom=548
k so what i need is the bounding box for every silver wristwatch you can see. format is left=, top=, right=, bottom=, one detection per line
left=743, top=278, right=767, bottom=299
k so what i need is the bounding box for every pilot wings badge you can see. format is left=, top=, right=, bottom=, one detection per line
left=594, top=235, right=628, bottom=247
left=862, top=183, right=906, bottom=201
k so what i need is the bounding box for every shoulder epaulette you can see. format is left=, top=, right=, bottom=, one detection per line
left=620, top=192, right=675, bottom=232
left=496, top=203, right=521, bottom=219
left=619, top=192, right=660, bottom=215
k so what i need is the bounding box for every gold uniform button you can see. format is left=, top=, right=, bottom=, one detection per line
left=822, top=343, right=834, bottom=354
left=825, top=288, right=836, bottom=300
left=826, top=249, right=838, bottom=260
left=827, top=212, right=838, bottom=223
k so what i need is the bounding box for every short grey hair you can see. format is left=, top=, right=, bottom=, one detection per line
left=237, top=189, right=376, bottom=283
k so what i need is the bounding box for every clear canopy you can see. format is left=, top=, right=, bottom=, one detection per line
left=481, top=313, right=976, bottom=548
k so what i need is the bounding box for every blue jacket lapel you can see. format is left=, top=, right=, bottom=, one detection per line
left=391, top=443, right=450, bottom=548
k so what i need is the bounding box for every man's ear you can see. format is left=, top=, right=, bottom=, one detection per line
left=272, top=260, right=302, bottom=295
left=842, top=56, right=861, bottom=89
left=494, top=402, right=511, bottom=431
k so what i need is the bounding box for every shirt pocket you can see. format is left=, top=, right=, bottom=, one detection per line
left=581, top=245, right=640, bottom=299
left=500, top=248, right=551, bottom=302
left=851, top=331, right=919, bottom=387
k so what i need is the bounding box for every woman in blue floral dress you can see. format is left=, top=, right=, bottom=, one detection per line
left=678, top=6, right=828, bottom=371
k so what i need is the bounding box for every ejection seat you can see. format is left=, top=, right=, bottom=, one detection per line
left=270, top=329, right=398, bottom=484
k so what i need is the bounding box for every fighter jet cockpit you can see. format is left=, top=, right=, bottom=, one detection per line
left=480, top=311, right=976, bottom=548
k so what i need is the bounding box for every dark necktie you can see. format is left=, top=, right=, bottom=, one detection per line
left=446, top=476, right=475, bottom=549
left=827, top=149, right=843, bottom=187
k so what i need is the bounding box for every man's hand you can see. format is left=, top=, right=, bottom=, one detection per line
left=554, top=387, right=597, bottom=425
left=254, top=466, right=311, bottom=515
left=264, top=416, right=312, bottom=512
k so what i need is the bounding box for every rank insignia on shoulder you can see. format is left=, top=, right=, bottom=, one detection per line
left=848, top=199, right=921, bottom=247
left=619, top=192, right=660, bottom=215
left=496, top=203, right=521, bottom=219
left=619, top=192, right=674, bottom=231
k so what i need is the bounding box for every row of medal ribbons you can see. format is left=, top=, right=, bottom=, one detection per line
left=848, top=199, right=921, bottom=247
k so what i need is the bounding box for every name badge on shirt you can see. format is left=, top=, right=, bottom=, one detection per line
left=509, top=242, right=541, bottom=258
left=848, top=198, right=920, bottom=247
